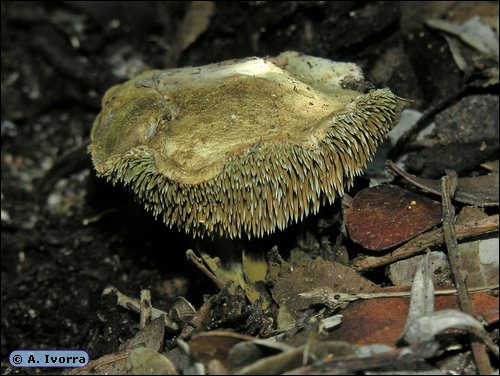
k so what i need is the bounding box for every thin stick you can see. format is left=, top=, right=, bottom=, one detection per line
left=186, top=249, right=225, bottom=289
left=140, top=290, right=152, bottom=329
left=102, top=286, right=179, bottom=331
left=299, top=284, right=499, bottom=302
left=441, top=172, right=492, bottom=375
left=351, top=214, right=499, bottom=272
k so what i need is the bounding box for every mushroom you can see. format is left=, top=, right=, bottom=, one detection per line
left=89, top=51, right=406, bottom=239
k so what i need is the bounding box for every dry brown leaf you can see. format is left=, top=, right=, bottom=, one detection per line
left=188, top=330, right=253, bottom=367
left=346, top=185, right=442, bottom=251
left=120, top=316, right=165, bottom=352
left=127, top=347, right=178, bottom=375
left=328, top=290, right=498, bottom=346
left=272, top=258, right=376, bottom=318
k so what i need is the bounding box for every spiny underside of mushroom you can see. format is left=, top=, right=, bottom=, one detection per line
left=89, top=51, right=406, bottom=239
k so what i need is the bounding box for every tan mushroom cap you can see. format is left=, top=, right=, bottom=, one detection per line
left=89, top=51, right=406, bottom=238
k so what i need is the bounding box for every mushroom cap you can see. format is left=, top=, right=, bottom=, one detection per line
left=89, top=51, right=406, bottom=238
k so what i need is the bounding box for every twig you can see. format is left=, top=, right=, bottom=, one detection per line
left=351, top=214, right=499, bottom=272
left=180, top=295, right=214, bottom=338
left=139, top=290, right=152, bottom=329
left=385, top=160, right=499, bottom=206
left=300, top=284, right=499, bottom=302
left=102, top=286, right=179, bottom=331
left=186, top=249, right=225, bottom=289
left=441, top=171, right=492, bottom=375
left=299, top=284, right=499, bottom=311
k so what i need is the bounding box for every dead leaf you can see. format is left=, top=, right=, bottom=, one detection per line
left=126, top=347, right=178, bottom=375
left=234, top=347, right=304, bottom=375
left=426, top=16, right=499, bottom=58
left=188, top=330, right=253, bottom=367
left=169, top=297, right=196, bottom=325
left=405, top=253, right=434, bottom=323
left=426, top=16, right=499, bottom=87
left=400, top=256, right=486, bottom=345
left=120, top=316, right=165, bottom=352
left=327, top=291, right=498, bottom=346
left=272, top=258, right=376, bottom=320
left=228, top=339, right=295, bottom=373
left=346, top=185, right=442, bottom=251
left=351, top=214, right=499, bottom=272
left=387, top=251, right=452, bottom=287
left=458, top=237, right=499, bottom=288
